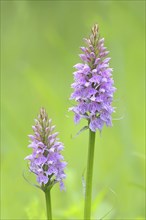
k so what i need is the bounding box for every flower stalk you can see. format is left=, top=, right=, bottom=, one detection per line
left=45, top=189, right=52, bottom=220
left=84, top=130, right=96, bottom=219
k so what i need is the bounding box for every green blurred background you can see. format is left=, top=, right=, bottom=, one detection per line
left=1, top=1, right=145, bottom=219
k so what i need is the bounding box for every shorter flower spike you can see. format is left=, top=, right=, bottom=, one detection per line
left=25, top=108, right=67, bottom=191
left=69, top=24, right=116, bottom=132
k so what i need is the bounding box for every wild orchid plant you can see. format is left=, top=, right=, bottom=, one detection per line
left=69, top=24, right=116, bottom=219
left=25, top=108, right=67, bottom=220
left=25, top=24, right=115, bottom=220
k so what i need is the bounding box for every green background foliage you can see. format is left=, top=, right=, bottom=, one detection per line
left=1, top=1, right=145, bottom=219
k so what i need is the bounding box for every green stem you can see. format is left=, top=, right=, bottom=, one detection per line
left=84, top=129, right=96, bottom=220
left=45, top=189, right=52, bottom=220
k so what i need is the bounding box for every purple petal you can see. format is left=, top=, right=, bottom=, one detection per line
left=74, top=63, right=84, bottom=70
left=37, top=173, right=48, bottom=185
left=74, top=114, right=81, bottom=124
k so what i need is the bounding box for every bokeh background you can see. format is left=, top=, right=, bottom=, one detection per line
left=1, top=1, right=145, bottom=219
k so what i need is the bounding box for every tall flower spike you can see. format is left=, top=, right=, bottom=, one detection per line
left=69, top=24, right=116, bottom=132
left=25, top=108, right=67, bottom=191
